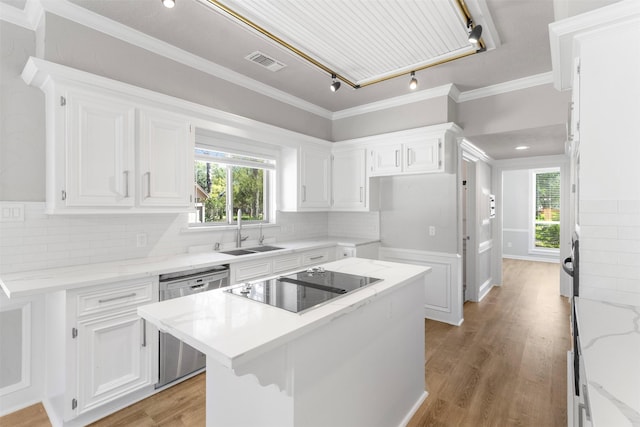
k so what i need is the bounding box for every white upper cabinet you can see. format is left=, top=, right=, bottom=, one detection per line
left=370, top=135, right=444, bottom=177
left=403, top=138, right=442, bottom=173
left=369, top=143, right=403, bottom=176
left=300, top=147, right=332, bottom=209
left=65, top=90, right=136, bottom=208
left=138, top=109, right=193, bottom=208
left=280, top=145, right=332, bottom=211
left=22, top=63, right=195, bottom=214
left=331, top=148, right=367, bottom=211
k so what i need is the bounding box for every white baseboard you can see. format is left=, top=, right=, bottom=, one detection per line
left=398, top=391, right=428, bottom=427
left=502, top=254, right=560, bottom=264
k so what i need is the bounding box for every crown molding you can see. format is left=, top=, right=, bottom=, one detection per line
left=549, top=0, right=640, bottom=91
left=461, top=139, right=493, bottom=164
left=331, top=83, right=458, bottom=120
left=456, top=72, right=553, bottom=102
left=37, top=0, right=333, bottom=119
left=0, top=0, right=43, bottom=30
left=8, top=0, right=557, bottom=123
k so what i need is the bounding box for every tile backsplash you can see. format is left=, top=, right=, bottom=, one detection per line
left=0, top=203, right=380, bottom=275
left=579, top=199, right=640, bottom=305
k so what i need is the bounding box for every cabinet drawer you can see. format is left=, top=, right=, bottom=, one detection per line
left=76, top=280, right=155, bottom=317
left=273, top=254, right=302, bottom=274
left=302, top=249, right=331, bottom=266
left=234, top=260, right=273, bottom=283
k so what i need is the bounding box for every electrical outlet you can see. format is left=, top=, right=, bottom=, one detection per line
left=428, top=226, right=436, bottom=236
left=136, top=233, right=148, bottom=248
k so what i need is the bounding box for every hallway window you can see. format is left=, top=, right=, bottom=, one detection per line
left=532, top=169, right=560, bottom=250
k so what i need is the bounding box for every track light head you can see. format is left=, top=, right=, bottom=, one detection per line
left=409, top=71, right=418, bottom=90
left=162, top=0, right=176, bottom=8
left=330, top=74, right=341, bottom=92
left=468, top=25, right=482, bottom=43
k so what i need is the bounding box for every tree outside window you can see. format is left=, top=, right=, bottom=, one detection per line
left=534, top=170, right=560, bottom=249
left=191, top=149, right=272, bottom=225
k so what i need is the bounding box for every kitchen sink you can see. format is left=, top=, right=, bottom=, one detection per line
left=220, top=245, right=284, bottom=256
left=247, top=245, right=283, bottom=252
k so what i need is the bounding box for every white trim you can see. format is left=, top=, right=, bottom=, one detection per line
left=37, top=0, right=333, bottom=119
left=22, top=57, right=332, bottom=151
left=11, top=0, right=558, bottom=122
left=460, top=139, right=492, bottom=164
left=397, top=391, right=428, bottom=427
left=332, top=84, right=457, bottom=120
left=477, top=278, right=493, bottom=301
left=503, top=228, right=528, bottom=233
left=478, top=239, right=493, bottom=254
left=0, top=301, right=31, bottom=397
left=549, top=0, right=640, bottom=90
left=0, top=0, right=43, bottom=30
left=456, top=72, right=554, bottom=102
left=503, top=254, right=560, bottom=264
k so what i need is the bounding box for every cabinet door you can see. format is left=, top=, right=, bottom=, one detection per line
left=370, top=144, right=402, bottom=176
left=300, top=147, right=331, bottom=209
left=76, top=311, right=155, bottom=414
left=65, top=90, right=135, bottom=207
left=139, top=109, right=193, bottom=208
left=332, top=149, right=366, bottom=210
left=404, top=138, right=442, bottom=173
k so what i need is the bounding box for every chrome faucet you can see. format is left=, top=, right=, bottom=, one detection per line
left=258, top=223, right=265, bottom=245
left=236, top=208, right=248, bottom=248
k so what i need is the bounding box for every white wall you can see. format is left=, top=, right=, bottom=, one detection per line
left=575, top=17, right=640, bottom=305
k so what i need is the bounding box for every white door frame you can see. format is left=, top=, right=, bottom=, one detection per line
left=491, top=155, right=571, bottom=296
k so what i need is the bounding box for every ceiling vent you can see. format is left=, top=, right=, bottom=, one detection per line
left=245, top=51, right=286, bottom=72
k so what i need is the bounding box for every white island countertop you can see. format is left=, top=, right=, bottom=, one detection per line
left=138, top=257, right=430, bottom=369
left=576, top=298, right=640, bottom=427
left=0, top=237, right=378, bottom=298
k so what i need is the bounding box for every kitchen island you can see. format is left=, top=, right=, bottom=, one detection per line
left=138, top=257, right=430, bottom=427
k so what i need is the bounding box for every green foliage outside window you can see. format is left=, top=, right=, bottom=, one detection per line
left=534, top=171, right=560, bottom=249
left=194, top=159, right=265, bottom=224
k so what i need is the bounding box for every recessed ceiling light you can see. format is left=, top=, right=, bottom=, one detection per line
left=515, top=145, right=530, bottom=150
left=162, top=0, right=175, bottom=9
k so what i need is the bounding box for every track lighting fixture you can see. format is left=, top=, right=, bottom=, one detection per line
left=468, top=24, right=482, bottom=43
left=162, top=0, right=176, bottom=9
left=409, top=71, right=418, bottom=90
left=330, top=74, right=341, bottom=92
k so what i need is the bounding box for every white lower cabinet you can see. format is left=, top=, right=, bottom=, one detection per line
left=229, top=248, right=335, bottom=285
left=45, top=278, right=158, bottom=424
left=76, top=310, right=154, bottom=414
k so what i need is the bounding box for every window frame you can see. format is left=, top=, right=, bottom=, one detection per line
left=529, top=167, right=561, bottom=254
left=190, top=146, right=276, bottom=228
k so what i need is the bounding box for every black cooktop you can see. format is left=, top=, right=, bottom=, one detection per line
left=226, top=268, right=382, bottom=313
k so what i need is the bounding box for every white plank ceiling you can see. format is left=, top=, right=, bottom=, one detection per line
left=201, top=0, right=479, bottom=87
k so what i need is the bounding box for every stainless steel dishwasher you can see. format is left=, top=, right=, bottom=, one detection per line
left=157, top=265, right=229, bottom=388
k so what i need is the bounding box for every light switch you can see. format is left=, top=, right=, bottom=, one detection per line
left=429, top=226, right=436, bottom=236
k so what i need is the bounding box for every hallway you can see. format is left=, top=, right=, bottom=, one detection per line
left=409, top=258, right=570, bottom=426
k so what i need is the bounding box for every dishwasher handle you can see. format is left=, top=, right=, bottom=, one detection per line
left=160, top=270, right=229, bottom=288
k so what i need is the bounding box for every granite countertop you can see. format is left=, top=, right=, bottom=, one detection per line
left=137, top=257, right=429, bottom=369
left=576, top=298, right=640, bottom=426
left=0, top=237, right=380, bottom=298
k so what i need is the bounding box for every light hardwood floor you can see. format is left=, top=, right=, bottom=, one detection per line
left=0, top=259, right=569, bottom=427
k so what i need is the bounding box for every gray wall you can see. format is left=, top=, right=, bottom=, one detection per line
left=332, top=96, right=452, bottom=141
left=378, top=173, right=458, bottom=253
left=458, top=84, right=570, bottom=138
left=0, top=22, right=45, bottom=201
left=42, top=14, right=333, bottom=141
